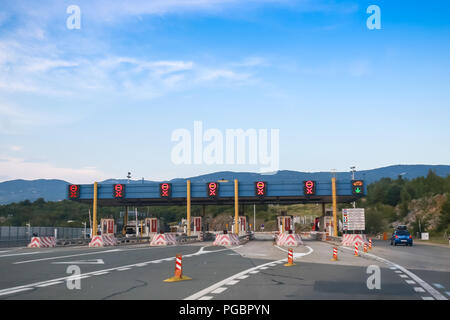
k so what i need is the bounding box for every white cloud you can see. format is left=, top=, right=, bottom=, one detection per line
left=197, top=69, right=251, bottom=82
left=0, top=155, right=111, bottom=183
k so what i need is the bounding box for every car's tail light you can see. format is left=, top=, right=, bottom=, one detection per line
left=395, top=235, right=398, bottom=239
left=409, top=235, right=412, bottom=239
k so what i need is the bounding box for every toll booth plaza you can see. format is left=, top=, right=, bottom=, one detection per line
left=67, top=178, right=365, bottom=246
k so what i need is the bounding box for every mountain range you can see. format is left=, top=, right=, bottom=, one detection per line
left=1, top=164, right=449, bottom=205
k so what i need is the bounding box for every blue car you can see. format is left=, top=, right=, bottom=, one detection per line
left=391, top=230, right=413, bottom=246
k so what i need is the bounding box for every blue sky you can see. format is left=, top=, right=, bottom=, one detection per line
left=0, top=0, right=449, bottom=183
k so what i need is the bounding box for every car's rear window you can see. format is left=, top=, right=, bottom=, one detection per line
left=396, top=231, right=410, bottom=235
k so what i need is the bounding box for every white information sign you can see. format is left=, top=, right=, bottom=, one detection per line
left=342, top=208, right=365, bottom=231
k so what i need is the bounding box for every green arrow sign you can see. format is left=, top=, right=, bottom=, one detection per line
left=355, top=187, right=361, bottom=193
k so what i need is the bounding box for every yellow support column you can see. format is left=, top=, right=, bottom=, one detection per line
left=187, top=180, right=191, bottom=237
left=93, top=182, right=98, bottom=236
left=332, top=177, right=338, bottom=237
left=234, top=179, right=239, bottom=235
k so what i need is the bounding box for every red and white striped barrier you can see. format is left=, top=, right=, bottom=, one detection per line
left=332, top=247, right=338, bottom=261
left=276, top=233, right=303, bottom=247
left=354, top=242, right=359, bottom=256
left=284, top=248, right=295, bottom=266
left=89, top=235, right=118, bottom=247
left=213, top=234, right=240, bottom=246
left=369, top=238, right=372, bottom=250
left=163, top=254, right=191, bottom=282
left=150, top=233, right=177, bottom=246
left=27, top=237, right=56, bottom=248
left=341, top=234, right=368, bottom=247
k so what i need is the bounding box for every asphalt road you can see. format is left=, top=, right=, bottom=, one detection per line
left=0, top=238, right=448, bottom=300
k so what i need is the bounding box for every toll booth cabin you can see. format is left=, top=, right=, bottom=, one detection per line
left=144, top=218, right=160, bottom=235
left=230, top=216, right=248, bottom=235
left=100, top=218, right=115, bottom=235
left=277, top=215, right=294, bottom=233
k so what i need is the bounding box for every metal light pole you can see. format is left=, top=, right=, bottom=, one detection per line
left=253, top=204, right=256, bottom=232
left=82, top=222, right=87, bottom=239
left=350, top=166, right=356, bottom=208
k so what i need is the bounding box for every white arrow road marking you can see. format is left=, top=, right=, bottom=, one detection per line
left=52, top=259, right=104, bottom=265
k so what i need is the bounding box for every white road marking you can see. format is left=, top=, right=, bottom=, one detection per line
left=116, top=268, right=131, bottom=271
left=236, top=275, right=249, bottom=280
left=433, top=283, right=444, bottom=289
left=259, top=267, right=268, bottom=270
left=0, top=245, right=235, bottom=297
left=185, top=245, right=315, bottom=300
left=135, top=263, right=147, bottom=267
left=422, top=296, right=434, bottom=300
left=0, top=251, right=57, bottom=258
left=36, top=281, right=63, bottom=287
left=405, top=280, right=416, bottom=285
left=340, top=246, right=448, bottom=300
left=14, top=249, right=121, bottom=264
left=400, top=275, right=409, bottom=278
left=52, top=259, right=104, bottom=265
left=274, top=245, right=314, bottom=260
left=389, top=267, right=397, bottom=270
left=211, top=287, right=228, bottom=294
left=0, top=288, right=33, bottom=296
left=226, top=280, right=239, bottom=285
left=198, top=296, right=213, bottom=300
left=395, top=271, right=402, bottom=274
left=414, top=287, right=426, bottom=293
left=92, top=272, right=109, bottom=276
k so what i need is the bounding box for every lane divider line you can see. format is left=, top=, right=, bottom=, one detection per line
left=339, top=246, right=448, bottom=300
left=36, top=281, right=63, bottom=288
left=211, top=287, right=228, bottom=294
left=0, top=288, right=33, bottom=297
left=13, top=249, right=122, bottom=264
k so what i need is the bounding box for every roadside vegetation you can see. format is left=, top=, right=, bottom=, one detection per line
left=360, top=170, right=450, bottom=240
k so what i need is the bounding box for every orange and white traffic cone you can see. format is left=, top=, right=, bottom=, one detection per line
left=363, top=242, right=368, bottom=253
left=354, top=242, right=359, bottom=257
left=284, top=248, right=295, bottom=267
left=369, top=238, right=373, bottom=250
left=164, top=254, right=192, bottom=282
left=331, top=247, right=338, bottom=261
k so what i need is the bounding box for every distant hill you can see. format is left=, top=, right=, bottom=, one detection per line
left=1, top=165, right=449, bottom=205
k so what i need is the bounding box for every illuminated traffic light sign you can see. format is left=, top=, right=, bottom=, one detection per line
left=113, top=184, right=125, bottom=198
left=207, top=182, right=219, bottom=199
left=160, top=183, right=172, bottom=198
left=303, top=180, right=316, bottom=196
left=68, top=185, right=80, bottom=199
left=352, top=180, right=364, bottom=196
left=255, top=181, right=267, bottom=197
